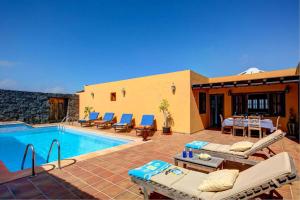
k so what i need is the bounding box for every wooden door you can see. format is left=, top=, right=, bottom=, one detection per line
left=49, top=98, right=67, bottom=122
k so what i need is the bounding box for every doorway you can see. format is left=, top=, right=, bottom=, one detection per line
left=210, top=94, right=224, bottom=128
left=49, top=98, right=68, bottom=122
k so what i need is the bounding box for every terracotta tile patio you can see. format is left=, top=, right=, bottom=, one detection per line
left=0, top=126, right=299, bottom=199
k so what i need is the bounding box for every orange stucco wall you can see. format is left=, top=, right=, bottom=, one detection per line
left=79, top=70, right=192, bottom=133
left=79, top=68, right=298, bottom=133
left=190, top=71, right=209, bottom=133
left=192, top=83, right=299, bottom=131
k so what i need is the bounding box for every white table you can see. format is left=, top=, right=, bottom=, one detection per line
left=174, top=153, right=224, bottom=172
left=222, top=118, right=275, bottom=132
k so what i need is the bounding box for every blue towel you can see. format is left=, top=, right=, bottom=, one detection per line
left=185, top=141, right=209, bottom=150
left=140, top=115, right=154, bottom=126
left=103, top=112, right=114, bottom=121
left=119, top=114, right=133, bottom=124
left=89, top=112, right=99, bottom=120
left=128, top=160, right=171, bottom=180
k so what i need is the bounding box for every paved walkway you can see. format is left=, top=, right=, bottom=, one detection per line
left=0, top=127, right=299, bottom=199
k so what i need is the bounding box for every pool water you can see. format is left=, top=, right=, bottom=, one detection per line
left=0, top=123, right=33, bottom=133
left=0, top=125, right=131, bottom=172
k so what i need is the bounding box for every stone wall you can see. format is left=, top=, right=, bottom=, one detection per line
left=0, top=89, right=79, bottom=124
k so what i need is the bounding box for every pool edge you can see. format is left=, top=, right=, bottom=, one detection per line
left=0, top=125, right=147, bottom=184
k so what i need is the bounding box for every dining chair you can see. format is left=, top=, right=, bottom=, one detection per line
left=233, top=116, right=247, bottom=137
left=248, top=116, right=262, bottom=138
left=219, top=114, right=232, bottom=134
left=275, top=116, right=281, bottom=131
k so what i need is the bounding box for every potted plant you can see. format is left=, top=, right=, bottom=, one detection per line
left=84, top=106, right=94, bottom=119
left=159, top=99, right=171, bottom=134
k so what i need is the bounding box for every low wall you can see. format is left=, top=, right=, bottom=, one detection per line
left=0, top=89, right=79, bottom=124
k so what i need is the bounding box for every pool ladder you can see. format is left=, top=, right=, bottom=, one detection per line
left=58, top=116, right=67, bottom=132
left=46, top=139, right=61, bottom=169
left=21, top=144, right=36, bottom=177
left=58, top=124, right=66, bottom=132
left=21, top=139, right=61, bottom=177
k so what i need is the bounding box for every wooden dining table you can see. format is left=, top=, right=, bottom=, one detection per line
left=222, top=118, right=276, bottom=132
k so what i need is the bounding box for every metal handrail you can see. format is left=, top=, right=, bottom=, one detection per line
left=46, top=139, right=61, bottom=169
left=61, top=116, right=68, bottom=123
left=58, top=124, right=65, bottom=132
left=21, top=144, right=36, bottom=176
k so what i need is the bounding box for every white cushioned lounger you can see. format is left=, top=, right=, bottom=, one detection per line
left=191, top=130, right=285, bottom=165
left=130, top=152, right=298, bottom=200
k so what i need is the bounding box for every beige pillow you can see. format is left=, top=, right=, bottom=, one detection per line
left=198, top=169, right=239, bottom=192
left=230, top=141, right=253, bottom=152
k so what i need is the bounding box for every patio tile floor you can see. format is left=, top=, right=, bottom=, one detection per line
left=0, top=126, right=299, bottom=199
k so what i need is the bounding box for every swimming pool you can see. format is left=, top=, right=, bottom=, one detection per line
left=0, top=124, right=131, bottom=172
left=0, top=123, right=33, bottom=133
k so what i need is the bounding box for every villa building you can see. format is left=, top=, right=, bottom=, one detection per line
left=78, top=66, right=299, bottom=135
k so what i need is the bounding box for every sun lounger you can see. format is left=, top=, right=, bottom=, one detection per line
left=135, top=115, right=155, bottom=140
left=94, top=112, right=114, bottom=128
left=112, top=113, right=133, bottom=132
left=78, top=112, right=99, bottom=127
left=186, top=130, right=285, bottom=165
left=129, top=152, right=298, bottom=200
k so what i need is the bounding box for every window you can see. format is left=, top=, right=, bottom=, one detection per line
left=269, top=93, right=285, bottom=116
left=248, top=94, right=268, bottom=113
left=248, top=99, right=252, bottom=109
left=232, top=94, right=247, bottom=115
left=110, top=92, right=116, bottom=101
left=199, top=92, right=206, bottom=114
left=232, top=92, right=285, bottom=116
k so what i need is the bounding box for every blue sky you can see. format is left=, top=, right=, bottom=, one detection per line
left=0, top=0, right=298, bottom=93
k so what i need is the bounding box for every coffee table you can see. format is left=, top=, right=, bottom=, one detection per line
left=174, top=153, right=224, bottom=171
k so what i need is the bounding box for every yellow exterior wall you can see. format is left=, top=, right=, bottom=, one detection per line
left=190, top=71, right=209, bottom=133
left=79, top=70, right=193, bottom=133
left=192, top=83, right=299, bottom=131
left=79, top=68, right=298, bottom=133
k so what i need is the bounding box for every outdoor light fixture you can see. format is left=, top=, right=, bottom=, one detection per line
left=285, top=85, right=290, bottom=94
left=171, top=83, right=176, bottom=94
left=91, top=92, right=94, bottom=99
left=227, top=90, right=232, bottom=96
left=121, top=88, right=126, bottom=97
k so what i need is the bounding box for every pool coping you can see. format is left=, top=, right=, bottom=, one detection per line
left=0, top=124, right=147, bottom=184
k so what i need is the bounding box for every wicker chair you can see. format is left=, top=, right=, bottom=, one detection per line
left=233, top=116, right=247, bottom=136
left=275, top=116, right=281, bottom=131
left=219, top=114, right=232, bottom=134
left=248, top=116, right=262, bottom=138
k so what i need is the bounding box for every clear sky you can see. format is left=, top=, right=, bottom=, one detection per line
left=0, top=0, right=298, bottom=93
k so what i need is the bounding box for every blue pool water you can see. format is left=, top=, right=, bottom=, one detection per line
left=0, top=123, right=33, bottom=133
left=0, top=124, right=131, bottom=172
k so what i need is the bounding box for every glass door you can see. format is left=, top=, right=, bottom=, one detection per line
left=210, top=94, right=224, bottom=128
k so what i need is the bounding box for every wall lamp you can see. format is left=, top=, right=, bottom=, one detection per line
left=227, top=89, right=232, bottom=96
left=285, top=85, right=290, bottom=94
left=171, top=83, right=176, bottom=94
left=121, top=88, right=126, bottom=97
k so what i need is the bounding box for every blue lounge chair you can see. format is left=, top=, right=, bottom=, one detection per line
left=113, top=113, right=133, bottom=132
left=94, top=112, right=115, bottom=128
left=78, top=112, right=99, bottom=126
left=135, top=115, right=155, bottom=140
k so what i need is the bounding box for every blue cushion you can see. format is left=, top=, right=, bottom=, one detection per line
left=119, top=114, right=133, bottom=124
left=140, top=115, right=154, bottom=126
left=128, top=160, right=171, bottom=180
left=89, top=112, right=99, bottom=120
left=185, top=141, right=209, bottom=150
left=103, top=112, right=114, bottom=121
